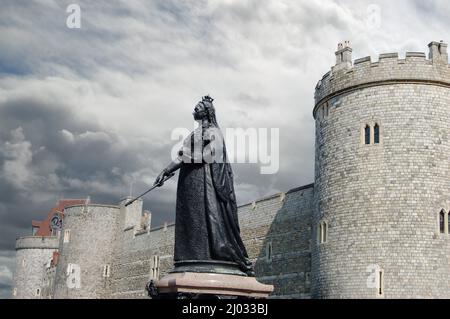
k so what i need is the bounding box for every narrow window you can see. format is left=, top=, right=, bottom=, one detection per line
left=448, top=210, right=450, bottom=234
left=151, top=255, right=160, bottom=280
left=377, top=269, right=384, bottom=296
left=374, top=124, right=380, bottom=144
left=305, top=272, right=311, bottom=288
left=35, top=288, right=41, bottom=297
left=102, top=265, right=111, bottom=278
left=317, top=223, right=322, bottom=243
left=322, top=222, right=328, bottom=243
left=319, top=222, right=328, bottom=244
left=440, top=210, right=445, bottom=234
left=365, top=125, right=371, bottom=145
left=266, top=241, right=273, bottom=262
left=63, top=229, right=71, bottom=243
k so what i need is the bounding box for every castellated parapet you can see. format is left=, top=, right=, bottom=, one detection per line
left=312, top=41, right=450, bottom=298
left=314, top=41, right=450, bottom=117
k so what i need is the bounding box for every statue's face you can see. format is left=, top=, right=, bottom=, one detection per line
left=193, top=102, right=207, bottom=121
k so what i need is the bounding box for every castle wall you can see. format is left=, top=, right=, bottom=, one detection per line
left=13, top=236, right=59, bottom=299
left=109, top=185, right=314, bottom=299
left=312, top=43, right=450, bottom=298
left=110, top=224, right=174, bottom=298
left=240, top=185, right=314, bottom=298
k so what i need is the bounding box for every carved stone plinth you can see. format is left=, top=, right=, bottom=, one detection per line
left=150, top=272, right=273, bottom=299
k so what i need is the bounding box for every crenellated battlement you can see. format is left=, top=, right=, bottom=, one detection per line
left=15, top=236, right=59, bottom=250
left=314, top=41, right=450, bottom=118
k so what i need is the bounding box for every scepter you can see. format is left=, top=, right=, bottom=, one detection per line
left=124, top=173, right=175, bottom=207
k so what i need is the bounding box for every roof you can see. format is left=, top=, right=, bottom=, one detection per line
left=32, top=199, right=87, bottom=237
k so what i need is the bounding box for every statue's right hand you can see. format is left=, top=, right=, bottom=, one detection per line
left=154, top=170, right=168, bottom=186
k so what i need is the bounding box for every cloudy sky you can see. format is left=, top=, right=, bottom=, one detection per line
left=0, top=0, right=449, bottom=298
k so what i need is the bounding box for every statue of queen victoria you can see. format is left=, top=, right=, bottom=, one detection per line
left=154, top=96, right=254, bottom=277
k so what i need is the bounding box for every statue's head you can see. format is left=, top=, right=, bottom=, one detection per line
left=193, top=96, right=218, bottom=126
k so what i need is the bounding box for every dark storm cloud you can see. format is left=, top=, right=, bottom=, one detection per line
left=0, top=96, right=179, bottom=252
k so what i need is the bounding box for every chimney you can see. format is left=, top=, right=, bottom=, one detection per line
left=334, top=41, right=352, bottom=71
left=428, top=41, right=448, bottom=64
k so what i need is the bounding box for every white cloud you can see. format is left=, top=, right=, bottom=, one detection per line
left=0, top=265, right=12, bottom=286
left=0, top=127, right=34, bottom=189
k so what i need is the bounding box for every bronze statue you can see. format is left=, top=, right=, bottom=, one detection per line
left=154, top=96, right=254, bottom=277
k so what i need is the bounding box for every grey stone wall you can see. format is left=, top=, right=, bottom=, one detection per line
left=110, top=222, right=175, bottom=299
left=53, top=204, right=120, bottom=299
left=239, top=185, right=314, bottom=298
left=108, top=185, right=314, bottom=299
left=312, top=43, right=450, bottom=298
left=13, top=236, right=58, bottom=299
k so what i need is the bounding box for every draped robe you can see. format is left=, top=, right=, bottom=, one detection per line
left=174, top=125, right=254, bottom=275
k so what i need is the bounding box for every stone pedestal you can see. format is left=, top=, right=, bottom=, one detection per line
left=153, top=272, right=273, bottom=299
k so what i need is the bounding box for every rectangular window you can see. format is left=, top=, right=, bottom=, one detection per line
left=440, top=211, right=445, bottom=234
left=266, top=241, right=273, bottom=262
left=67, top=263, right=74, bottom=276
left=378, top=269, right=384, bottom=296
left=63, top=229, right=71, bottom=243
left=319, top=222, right=328, bottom=244
left=317, top=224, right=322, bottom=243
left=447, top=211, right=450, bottom=235
left=102, top=265, right=111, bottom=278
left=151, top=255, right=160, bottom=280
left=365, top=125, right=371, bottom=145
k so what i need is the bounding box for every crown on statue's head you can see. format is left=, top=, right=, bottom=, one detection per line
left=202, top=95, right=214, bottom=103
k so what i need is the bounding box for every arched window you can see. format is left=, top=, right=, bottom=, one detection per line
left=365, top=125, right=371, bottom=145
left=374, top=124, right=380, bottom=144
left=448, top=210, right=450, bottom=235
left=439, top=210, right=445, bottom=234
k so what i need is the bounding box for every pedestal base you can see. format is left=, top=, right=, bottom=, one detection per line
left=152, top=272, right=273, bottom=299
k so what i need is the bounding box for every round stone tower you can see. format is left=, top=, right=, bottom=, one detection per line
left=311, top=41, right=450, bottom=298
left=13, top=236, right=59, bottom=299
left=53, top=203, right=121, bottom=298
